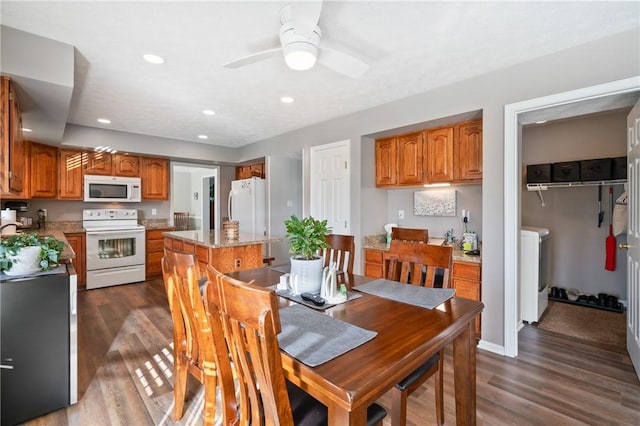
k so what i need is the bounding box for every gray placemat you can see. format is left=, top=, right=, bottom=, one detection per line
left=277, top=304, right=377, bottom=367
left=354, top=279, right=455, bottom=309
left=275, top=289, right=361, bottom=310
left=270, top=265, right=290, bottom=274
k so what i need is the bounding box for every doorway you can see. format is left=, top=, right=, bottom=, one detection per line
left=503, top=77, right=640, bottom=357
left=170, top=163, right=220, bottom=231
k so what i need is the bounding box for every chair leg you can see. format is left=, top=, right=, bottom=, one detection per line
left=202, top=372, right=218, bottom=426
left=173, top=357, right=188, bottom=420
left=390, top=387, right=408, bottom=426
left=435, top=352, right=444, bottom=426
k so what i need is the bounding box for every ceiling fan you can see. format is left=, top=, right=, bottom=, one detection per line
left=223, top=1, right=369, bottom=79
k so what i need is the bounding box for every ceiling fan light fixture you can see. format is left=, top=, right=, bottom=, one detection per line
left=283, top=42, right=317, bottom=71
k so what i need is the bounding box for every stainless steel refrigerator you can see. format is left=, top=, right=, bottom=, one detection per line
left=1, top=264, right=77, bottom=425
left=227, top=177, right=266, bottom=235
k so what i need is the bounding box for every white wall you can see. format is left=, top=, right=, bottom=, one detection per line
left=267, top=154, right=303, bottom=266
left=236, top=28, right=640, bottom=348
left=522, top=111, right=628, bottom=298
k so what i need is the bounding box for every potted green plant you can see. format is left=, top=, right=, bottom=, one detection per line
left=284, top=215, right=331, bottom=294
left=0, top=233, right=65, bottom=275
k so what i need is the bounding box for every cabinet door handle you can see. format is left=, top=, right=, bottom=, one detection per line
left=0, top=364, right=14, bottom=370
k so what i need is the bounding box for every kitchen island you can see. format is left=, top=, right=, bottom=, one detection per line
left=163, top=230, right=282, bottom=274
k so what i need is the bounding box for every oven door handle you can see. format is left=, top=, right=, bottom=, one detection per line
left=86, top=229, right=145, bottom=237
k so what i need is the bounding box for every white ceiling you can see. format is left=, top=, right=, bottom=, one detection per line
left=1, top=1, right=639, bottom=148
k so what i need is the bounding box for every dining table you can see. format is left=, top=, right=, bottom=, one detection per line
left=228, top=267, right=484, bottom=426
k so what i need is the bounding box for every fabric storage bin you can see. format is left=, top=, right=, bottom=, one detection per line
left=552, top=161, right=580, bottom=182
left=581, top=158, right=612, bottom=181
left=526, top=164, right=551, bottom=183
left=612, top=157, right=627, bottom=179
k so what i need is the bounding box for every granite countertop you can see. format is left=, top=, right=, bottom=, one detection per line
left=362, top=234, right=481, bottom=264
left=164, top=230, right=283, bottom=248
left=3, top=229, right=76, bottom=261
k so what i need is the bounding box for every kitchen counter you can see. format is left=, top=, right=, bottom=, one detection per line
left=2, top=230, right=76, bottom=261
left=163, top=230, right=282, bottom=248
left=362, top=234, right=481, bottom=264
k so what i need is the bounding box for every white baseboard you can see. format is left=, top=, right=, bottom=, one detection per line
left=477, top=340, right=506, bottom=356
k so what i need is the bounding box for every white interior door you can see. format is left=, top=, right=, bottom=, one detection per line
left=310, top=140, right=350, bottom=234
left=626, top=99, right=640, bottom=381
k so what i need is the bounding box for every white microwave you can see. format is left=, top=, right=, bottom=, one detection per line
left=84, top=175, right=142, bottom=202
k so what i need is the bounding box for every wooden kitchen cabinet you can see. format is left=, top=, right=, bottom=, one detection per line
left=84, top=152, right=140, bottom=177
left=375, top=137, right=397, bottom=186
left=363, top=248, right=385, bottom=278
left=455, top=119, right=483, bottom=181
left=398, top=132, right=423, bottom=184
left=64, top=232, right=86, bottom=288
left=374, top=119, right=482, bottom=187
left=140, top=157, right=169, bottom=200
left=113, top=154, right=139, bottom=177
left=1, top=76, right=26, bottom=195
left=83, top=151, right=112, bottom=175
left=425, top=126, right=454, bottom=183
left=452, top=260, right=481, bottom=337
left=236, top=161, right=265, bottom=179
left=146, top=228, right=171, bottom=278
left=58, top=149, right=84, bottom=200
left=30, top=142, right=58, bottom=198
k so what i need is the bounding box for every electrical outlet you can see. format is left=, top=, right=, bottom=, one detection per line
left=398, top=209, right=405, bottom=220
left=42, top=208, right=47, bottom=217
left=151, top=208, right=157, bottom=216
left=466, top=210, right=471, bottom=222
left=461, top=209, right=466, bottom=220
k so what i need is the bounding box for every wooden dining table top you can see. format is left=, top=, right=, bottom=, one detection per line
left=228, top=267, right=484, bottom=425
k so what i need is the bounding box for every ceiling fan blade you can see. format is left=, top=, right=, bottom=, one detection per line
left=223, top=48, right=282, bottom=69
left=289, top=1, right=323, bottom=39
left=318, top=47, right=369, bottom=79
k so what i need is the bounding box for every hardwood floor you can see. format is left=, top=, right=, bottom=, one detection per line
left=24, top=278, right=640, bottom=426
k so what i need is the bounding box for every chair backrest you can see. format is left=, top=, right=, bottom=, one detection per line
left=385, top=240, right=452, bottom=288
left=174, top=211, right=190, bottom=231
left=207, top=265, right=294, bottom=426
left=322, top=234, right=355, bottom=275
left=163, top=250, right=237, bottom=424
left=391, top=227, right=429, bottom=243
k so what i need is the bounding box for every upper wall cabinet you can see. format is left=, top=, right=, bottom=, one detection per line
left=140, top=157, right=169, bottom=200
left=425, top=126, right=454, bottom=183
left=1, top=77, right=26, bottom=195
left=375, top=137, right=398, bottom=186
left=375, top=119, right=482, bottom=187
left=30, top=141, right=58, bottom=198
left=58, top=149, right=84, bottom=200
left=236, top=161, right=265, bottom=179
left=84, top=152, right=139, bottom=177
left=456, top=120, right=483, bottom=181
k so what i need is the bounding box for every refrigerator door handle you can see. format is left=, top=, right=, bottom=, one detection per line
left=228, top=190, right=234, bottom=220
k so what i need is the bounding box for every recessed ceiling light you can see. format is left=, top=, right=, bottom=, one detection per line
left=280, top=96, right=295, bottom=104
left=143, top=54, right=165, bottom=64
left=97, top=118, right=111, bottom=124
left=197, top=134, right=208, bottom=140
left=202, top=109, right=215, bottom=116
left=535, top=120, right=548, bottom=124
left=22, top=127, right=32, bottom=132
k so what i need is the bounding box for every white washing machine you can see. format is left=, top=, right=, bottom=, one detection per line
left=521, top=226, right=551, bottom=323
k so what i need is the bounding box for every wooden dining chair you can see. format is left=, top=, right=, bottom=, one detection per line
left=391, top=226, right=429, bottom=243
left=205, top=264, right=387, bottom=426
left=385, top=240, right=452, bottom=426
left=322, top=233, right=355, bottom=275
left=174, top=211, right=190, bottom=231
left=162, top=249, right=236, bottom=425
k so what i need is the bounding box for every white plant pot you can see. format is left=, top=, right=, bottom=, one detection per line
left=289, top=256, right=323, bottom=294
left=4, top=246, right=42, bottom=276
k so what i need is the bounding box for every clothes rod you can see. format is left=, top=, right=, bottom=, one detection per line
left=526, top=179, right=627, bottom=192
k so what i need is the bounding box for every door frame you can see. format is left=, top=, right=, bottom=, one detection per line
left=503, top=76, right=640, bottom=357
